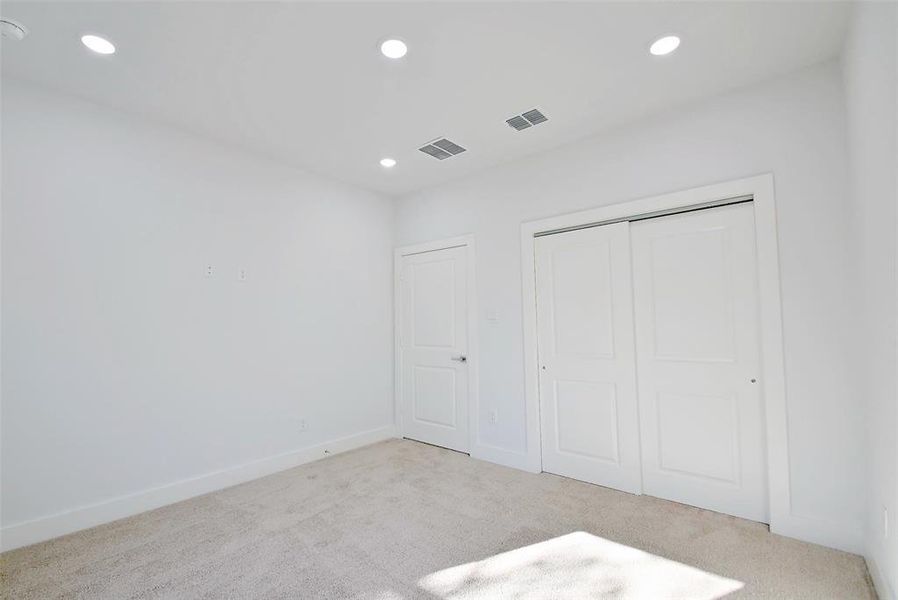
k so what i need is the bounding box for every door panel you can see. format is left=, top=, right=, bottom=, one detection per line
left=649, top=228, right=735, bottom=361
left=656, top=391, right=739, bottom=482
left=631, top=203, right=767, bottom=522
left=413, top=366, right=457, bottom=427
left=535, top=223, right=642, bottom=494
left=550, top=242, right=615, bottom=358
left=555, top=380, right=619, bottom=461
left=411, top=259, right=456, bottom=348
left=400, top=246, right=469, bottom=452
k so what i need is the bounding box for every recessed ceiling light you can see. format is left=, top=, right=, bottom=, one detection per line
left=380, top=158, right=397, bottom=168
left=380, top=39, right=407, bottom=59
left=650, top=35, right=680, bottom=56
left=81, top=34, right=115, bottom=55
left=1, top=19, right=28, bottom=41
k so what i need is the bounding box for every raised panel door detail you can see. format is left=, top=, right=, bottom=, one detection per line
left=649, top=228, right=736, bottom=362
left=554, top=380, right=619, bottom=463
left=550, top=242, right=615, bottom=359
left=413, top=366, right=457, bottom=428
left=411, top=259, right=456, bottom=349
left=656, top=391, right=740, bottom=483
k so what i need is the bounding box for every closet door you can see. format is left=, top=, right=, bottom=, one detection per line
left=630, top=203, right=767, bottom=522
left=535, top=222, right=642, bottom=494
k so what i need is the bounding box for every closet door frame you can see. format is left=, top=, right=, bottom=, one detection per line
left=520, top=174, right=793, bottom=539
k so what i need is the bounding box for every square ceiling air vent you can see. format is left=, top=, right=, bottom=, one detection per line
left=507, top=108, right=548, bottom=131
left=419, top=138, right=467, bottom=160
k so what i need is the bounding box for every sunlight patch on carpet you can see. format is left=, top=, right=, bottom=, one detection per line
left=417, top=531, right=744, bottom=599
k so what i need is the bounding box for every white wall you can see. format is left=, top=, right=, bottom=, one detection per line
left=842, top=3, right=898, bottom=598
left=395, top=62, right=864, bottom=553
left=0, top=80, right=394, bottom=548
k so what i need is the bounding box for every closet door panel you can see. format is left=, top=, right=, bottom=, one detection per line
left=535, top=222, right=642, bottom=494
left=631, top=203, right=767, bottom=523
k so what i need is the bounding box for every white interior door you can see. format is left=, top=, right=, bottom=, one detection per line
left=535, top=222, right=642, bottom=494
left=630, top=203, right=768, bottom=522
left=399, top=245, right=469, bottom=453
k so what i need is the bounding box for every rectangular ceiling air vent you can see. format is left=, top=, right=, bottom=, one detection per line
left=507, top=108, right=548, bottom=131
left=418, top=137, right=467, bottom=160
left=506, top=115, right=531, bottom=131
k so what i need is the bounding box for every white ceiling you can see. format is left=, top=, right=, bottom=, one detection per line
left=1, top=2, right=851, bottom=196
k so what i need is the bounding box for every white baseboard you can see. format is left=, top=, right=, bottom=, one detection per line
left=470, top=442, right=537, bottom=473
left=867, top=553, right=896, bottom=600
left=770, top=512, right=864, bottom=555
left=15, top=427, right=863, bottom=558
left=469, top=441, right=869, bottom=556
left=0, top=425, right=396, bottom=553
left=471, top=443, right=866, bottom=557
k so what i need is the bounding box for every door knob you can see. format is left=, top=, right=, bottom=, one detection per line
left=451, top=355, right=467, bottom=362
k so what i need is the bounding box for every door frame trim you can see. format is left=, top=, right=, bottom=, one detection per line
left=520, top=174, right=793, bottom=538
left=394, top=235, right=479, bottom=454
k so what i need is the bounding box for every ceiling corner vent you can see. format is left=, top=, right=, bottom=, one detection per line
left=507, top=108, right=548, bottom=131
left=418, top=137, right=467, bottom=160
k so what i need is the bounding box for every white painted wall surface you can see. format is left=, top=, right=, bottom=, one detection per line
left=842, top=4, right=898, bottom=598
left=1, top=80, right=394, bottom=545
left=395, top=62, right=864, bottom=552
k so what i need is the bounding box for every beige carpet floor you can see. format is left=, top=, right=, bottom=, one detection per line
left=0, top=439, right=874, bottom=599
